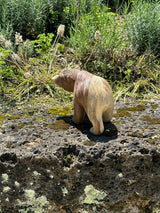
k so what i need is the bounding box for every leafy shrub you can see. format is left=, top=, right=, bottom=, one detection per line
left=0, top=0, right=54, bottom=39
left=68, top=4, right=131, bottom=81
left=0, top=32, right=34, bottom=95
left=0, top=0, right=107, bottom=40
left=69, top=5, right=119, bottom=58
left=125, top=1, right=160, bottom=57
left=31, top=33, right=54, bottom=54
left=0, top=48, right=12, bottom=78
left=0, top=47, right=16, bottom=94
left=0, top=25, right=69, bottom=101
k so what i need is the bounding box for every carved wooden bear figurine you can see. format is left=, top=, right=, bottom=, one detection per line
left=52, top=69, right=114, bottom=135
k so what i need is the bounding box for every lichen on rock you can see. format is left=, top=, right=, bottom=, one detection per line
left=83, top=185, right=107, bottom=204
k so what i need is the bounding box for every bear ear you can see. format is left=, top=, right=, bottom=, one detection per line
left=60, top=70, right=72, bottom=78
left=75, top=66, right=81, bottom=70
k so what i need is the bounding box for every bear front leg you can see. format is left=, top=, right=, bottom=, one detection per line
left=72, top=99, right=85, bottom=124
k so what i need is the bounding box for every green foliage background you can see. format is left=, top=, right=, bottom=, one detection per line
left=0, top=0, right=159, bottom=102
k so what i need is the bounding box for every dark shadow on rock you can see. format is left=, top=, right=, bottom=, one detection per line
left=57, top=115, right=118, bottom=143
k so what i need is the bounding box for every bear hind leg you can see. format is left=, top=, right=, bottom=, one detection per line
left=102, top=109, right=113, bottom=122
left=88, top=113, right=104, bottom=135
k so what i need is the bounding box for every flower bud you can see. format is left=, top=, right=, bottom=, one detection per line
left=15, top=32, right=23, bottom=46
left=94, top=30, right=101, bottom=42
left=24, top=72, right=32, bottom=79
left=57, top=25, right=65, bottom=37
left=5, top=40, right=12, bottom=49
left=0, top=35, right=5, bottom=45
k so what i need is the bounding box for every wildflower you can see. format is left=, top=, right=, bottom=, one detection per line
left=24, top=72, right=31, bottom=79
left=15, top=32, right=23, bottom=45
left=24, top=39, right=30, bottom=47
left=0, top=52, right=3, bottom=58
left=57, top=24, right=65, bottom=37
left=0, top=35, right=5, bottom=45
left=11, top=53, right=22, bottom=63
left=94, top=30, right=101, bottom=42
left=5, top=40, right=12, bottom=49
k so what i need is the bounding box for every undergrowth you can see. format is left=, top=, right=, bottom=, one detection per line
left=0, top=0, right=159, bottom=104
left=125, top=0, right=160, bottom=57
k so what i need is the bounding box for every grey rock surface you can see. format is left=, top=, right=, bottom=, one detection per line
left=0, top=98, right=160, bottom=212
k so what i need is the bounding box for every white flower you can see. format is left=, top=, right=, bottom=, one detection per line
left=24, top=39, right=30, bottom=47
left=15, top=32, right=23, bottom=45
left=11, top=53, right=22, bottom=63
left=94, top=30, right=101, bottom=41
left=0, top=35, right=5, bottom=45
left=57, top=24, right=65, bottom=37
left=24, top=72, right=31, bottom=79
left=5, top=40, right=12, bottom=49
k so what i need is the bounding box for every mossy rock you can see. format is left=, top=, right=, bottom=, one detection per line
left=113, top=109, right=131, bottom=118
left=113, top=104, right=145, bottom=118
left=148, top=138, right=158, bottom=144
left=125, top=104, right=145, bottom=111
left=151, top=104, right=158, bottom=110
left=38, top=117, right=47, bottom=122
left=83, top=185, right=107, bottom=204
left=6, top=114, right=21, bottom=120
left=10, top=123, right=25, bottom=131
left=0, top=114, right=20, bottom=126
left=141, top=115, right=160, bottom=125
left=83, top=140, right=96, bottom=146
left=48, top=105, right=73, bottom=116
left=62, top=153, right=77, bottom=167
left=127, top=131, right=143, bottom=138
left=44, top=120, right=70, bottom=130
left=24, top=111, right=36, bottom=117
left=112, top=120, right=125, bottom=125
left=0, top=114, right=5, bottom=125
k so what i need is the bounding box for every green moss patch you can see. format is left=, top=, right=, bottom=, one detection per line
left=10, top=123, right=25, bottom=131
left=23, top=108, right=39, bottom=112
left=24, top=111, right=36, bottom=117
left=141, top=115, right=160, bottom=125
left=83, top=140, right=96, bottom=146
left=6, top=114, right=21, bottom=120
left=127, top=131, right=143, bottom=138
left=48, top=105, right=73, bottom=116
left=112, top=120, right=125, bottom=125
left=38, top=117, right=47, bottom=122
left=44, top=120, right=70, bottom=130
left=0, top=114, right=21, bottom=126
left=148, top=138, right=158, bottom=144
left=125, top=104, right=145, bottom=111
left=113, top=104, right=145, bottom=118
left=113, top=109, right=131, bottom=118
left=0, top=114, right=5, bottom=125
left=151, top=104, right=158, bottom=110
left=6, top=142, right=13, bottom=148
left=62, top=153, right=77, bottom=167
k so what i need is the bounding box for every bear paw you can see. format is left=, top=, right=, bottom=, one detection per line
left=90, top=127, right=104, bottom=135
left=90, top=127, right=94, bottom=134
left=90, top=127, right=100, bottom=135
